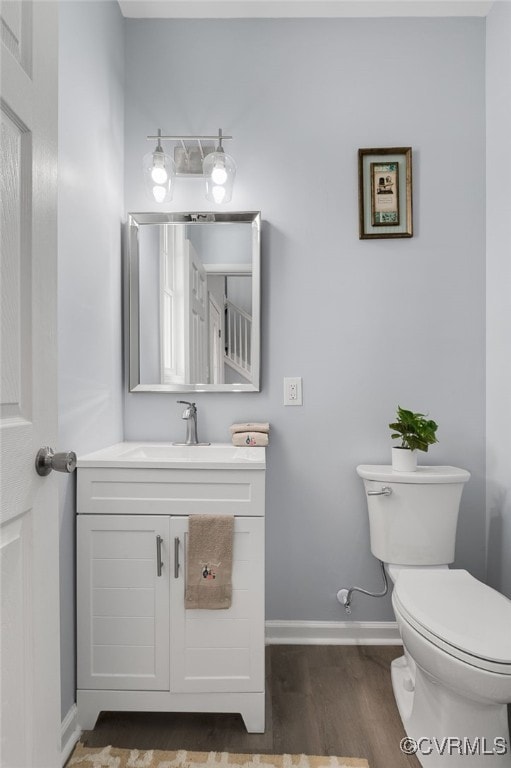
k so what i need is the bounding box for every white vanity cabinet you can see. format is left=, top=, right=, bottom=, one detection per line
left=76, top=443, right=265, bottom=734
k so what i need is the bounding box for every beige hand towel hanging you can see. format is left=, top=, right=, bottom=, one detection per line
left=185, top=515, right=234, bottom=609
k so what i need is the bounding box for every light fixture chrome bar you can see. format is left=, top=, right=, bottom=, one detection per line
left=146, top=134, right=233, bottom=141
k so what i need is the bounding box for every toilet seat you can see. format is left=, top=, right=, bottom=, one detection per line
left=393, top=569, right=511, bottom=675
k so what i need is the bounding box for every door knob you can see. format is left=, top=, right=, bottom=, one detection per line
left=35, top=447, right=77, bottom=476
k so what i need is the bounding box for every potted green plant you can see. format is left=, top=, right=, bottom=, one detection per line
left=389, top=406, right=439, bottom=472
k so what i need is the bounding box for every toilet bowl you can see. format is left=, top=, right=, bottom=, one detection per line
left=390, top=568, right=511, bottom=767
left=357, top=465, right=511, bottom=767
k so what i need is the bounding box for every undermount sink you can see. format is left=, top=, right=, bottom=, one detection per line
left=77, top=441, right=266, bottom=469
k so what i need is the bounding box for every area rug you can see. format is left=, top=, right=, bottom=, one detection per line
left=68, top=744, right=369, bottom=768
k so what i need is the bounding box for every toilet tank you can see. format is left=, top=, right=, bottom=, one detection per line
left=356, top=465, right=470, bottom=566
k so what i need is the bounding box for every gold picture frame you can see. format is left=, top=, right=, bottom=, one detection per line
left=358, top=147, right=413, bottom=239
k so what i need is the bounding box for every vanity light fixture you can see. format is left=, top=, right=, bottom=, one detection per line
left=145, top=128, right=236, bottom=204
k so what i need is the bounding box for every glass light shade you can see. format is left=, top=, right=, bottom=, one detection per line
left=211, top=185, right=227, bottom=204
left=203, top=150, right=236, bottom=204
left=143, top=149, right=176, bottom=203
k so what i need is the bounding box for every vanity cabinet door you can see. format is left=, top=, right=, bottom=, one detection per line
left=169, top=516, right=265, bottom=694
left=77, top=515, right=170, bottom=691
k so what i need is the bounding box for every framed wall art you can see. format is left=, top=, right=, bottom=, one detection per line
left=358, top=147, right=413, bottom=239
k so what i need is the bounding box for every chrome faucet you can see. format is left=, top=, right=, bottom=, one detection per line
left=173, top=401, right=210, bottom=446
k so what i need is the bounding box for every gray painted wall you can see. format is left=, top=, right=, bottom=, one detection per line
left=123, top=18, right=486, bottom=622
left=58, top=1, right=125, bottom=719
left=486, top=1, right=511, bottom=599
left=55, top=5, right=511, bottom=725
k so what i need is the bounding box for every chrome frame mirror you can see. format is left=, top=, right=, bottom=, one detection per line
left=127, top=211, right=261, bottom=393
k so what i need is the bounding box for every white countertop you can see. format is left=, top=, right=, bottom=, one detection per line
left=77, top=441, right=266, bottom=470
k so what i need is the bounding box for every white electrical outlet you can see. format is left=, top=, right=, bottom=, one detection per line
left=284, top=377, right=303, bottom=406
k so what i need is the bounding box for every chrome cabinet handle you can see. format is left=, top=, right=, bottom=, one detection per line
left=367, top=486, right=393, bottom=496
left=174, top=537, right=180, bottom=579
left=35, top=447, right=77, bottom=476
left=156, top=535, right=163, bottom=577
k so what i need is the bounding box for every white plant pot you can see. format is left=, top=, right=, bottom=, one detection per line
left=392, top=446, right=417, bottom=472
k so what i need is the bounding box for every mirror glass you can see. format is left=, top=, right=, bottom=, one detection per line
left=128, top=212, right=261, bottom=392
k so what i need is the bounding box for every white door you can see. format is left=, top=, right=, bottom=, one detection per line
left=170, top=516, right=265, bottom=694
left=184, top=240, right=207, bottom=384
left=160, top=224, right=185, bottom=385
left=77, top=515, right=170, bottom=692
left=0, top=3, right=61, bottom=767
left=208, top=294, right=223, bottom=384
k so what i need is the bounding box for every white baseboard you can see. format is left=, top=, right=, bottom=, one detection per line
left=265, top=620, right=402, bottom=645
left=61, top=703, right=82, bottom=766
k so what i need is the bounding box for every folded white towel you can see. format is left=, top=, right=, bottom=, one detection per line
left=232, top=431, right=269, bottom=447
left=230, top=422, right=270, bottom=435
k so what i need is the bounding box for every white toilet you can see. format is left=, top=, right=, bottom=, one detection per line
left=357, top=464, right=511, bottom=767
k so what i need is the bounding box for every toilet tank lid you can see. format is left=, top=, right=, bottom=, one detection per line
left=356, top=465, right=470, bottom=484
left=393, top=569, right=511, bottom=664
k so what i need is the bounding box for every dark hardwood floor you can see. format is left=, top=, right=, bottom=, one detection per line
left=80, top=645, right=421, bottom=768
